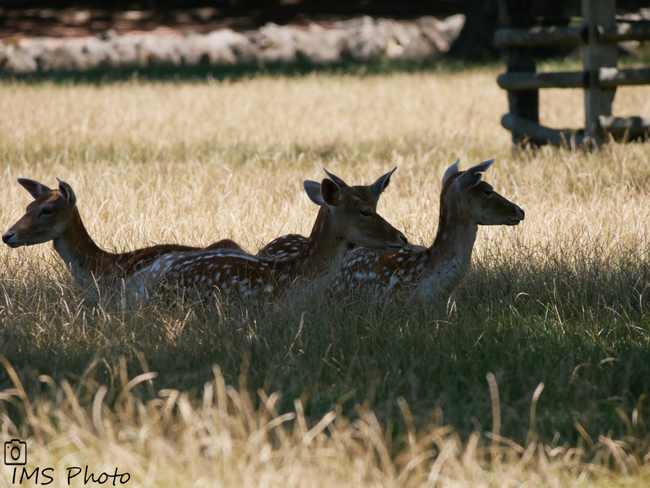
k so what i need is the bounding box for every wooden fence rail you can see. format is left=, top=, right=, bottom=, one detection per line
left=497, top=68, right=650, bottom=90
left=494, top=20, right=650, bottom=48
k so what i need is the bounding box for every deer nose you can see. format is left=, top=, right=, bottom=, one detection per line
left=398, top=232, right=408, bottom=245
left=517, top=206, right=525, bottom=219
left=2, top=232, right=14, bottom=244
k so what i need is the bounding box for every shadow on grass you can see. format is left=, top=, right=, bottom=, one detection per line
left=0, top=57, right=501, bottom=85
left=1, top=245, right=649, bottom=449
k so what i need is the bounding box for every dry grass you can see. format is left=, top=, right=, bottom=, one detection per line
left=1, top=66, right=650, bottom=486
left=3, top=361, right=650, bottom=488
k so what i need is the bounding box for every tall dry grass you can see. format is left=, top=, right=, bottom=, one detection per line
left=1, top=67, right=650, bottom=486
left=2, top=359, right=650, bottom=488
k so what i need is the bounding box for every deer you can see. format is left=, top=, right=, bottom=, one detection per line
left=149, top=172, right=408, bottom=301
left=330, top=158, right=525, bottom=300
left=2, top=178, right=244, bottom=289
left=256, top=167, right=396, bottom=260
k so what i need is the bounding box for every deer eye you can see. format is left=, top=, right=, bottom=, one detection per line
left=39, top=207, right=54, bottom=217
left=360, top=209, right=373, bottom=217
left=483, top=189, right=494, bottom=196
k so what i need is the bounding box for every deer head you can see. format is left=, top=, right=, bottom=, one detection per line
left=440, top=158, right=525, bottom=227
left=257, top=166, right=397, bottom=259
left=3, top=178, right=77, bottom=248
left=302, top=175, right=407, bottom=252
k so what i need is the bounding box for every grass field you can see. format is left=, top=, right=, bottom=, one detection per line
left=1, top=64, right=650, bottom=486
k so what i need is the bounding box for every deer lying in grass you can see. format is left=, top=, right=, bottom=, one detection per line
left=330, top=159, right=525, bottom=300
left=256, top=167, right=396, bottom=260
left=148, top=173, right=408, bottom=301
left=2, top=178, right=244, bottom=288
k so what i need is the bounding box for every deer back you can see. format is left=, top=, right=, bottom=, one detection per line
left=156, top=175, right=407, bottom=300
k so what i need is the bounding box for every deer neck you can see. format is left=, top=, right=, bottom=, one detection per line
left=418, top=204, right=478, bottom=298
left=271, top=205, right=349, bottom=286
left=52, top=208, right=112, bottom=285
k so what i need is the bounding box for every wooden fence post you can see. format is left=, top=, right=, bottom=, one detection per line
left=583, top=0, right=617, bottom=146
left=497, top=0, right=539, bottom=146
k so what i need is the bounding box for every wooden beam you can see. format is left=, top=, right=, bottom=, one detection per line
left=497, top=0, right=539, bottom=146
left=598, top=67, right=650, bottom=87
left=498, top=68, right=650, bottom=90
left=496, top=20, right=650, bottom=48
left=497, top=71, right=585, bottom=90
left=582, top=0, right=617, bottom=147
left=599, top=115, right=650, bottom=135
left=597, top=20, right=650, bottom=43
left=501, top=113, right=586, bottom=148
left=494, top=26, right=585, bottom=47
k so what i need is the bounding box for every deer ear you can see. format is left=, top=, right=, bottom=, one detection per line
left=441, top=159, right=460, bottom=186
left=56, top=178, right=77, bottom=206
left=303, top=180, right=325, bottom=205
left=458, top=159, right=495, bottom=188
left=370, top=166, right=397, bottom=199
left=467, top=158, right=494, bottom=175
left=322, top=168, right=349, bottom=188
left=319, top=178, right=342, bottom=207
left=17, top=178, right=51, bottom=200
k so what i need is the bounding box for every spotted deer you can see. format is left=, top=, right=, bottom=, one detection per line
left=2, top=178, right=244, bottom=288
left=152, top=174, right=408, bottom=301
left=256, top=167, right=396, bottom=259
left=330, top=159, right=525, bottom=299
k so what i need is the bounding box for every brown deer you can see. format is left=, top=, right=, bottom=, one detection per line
left=2, top=178, right=243, bottom=288
left=256, top=167, right=396, bottom=259
left=151, top=173, right=408, bottom=301
left=330, top=159, right=525, bottom=300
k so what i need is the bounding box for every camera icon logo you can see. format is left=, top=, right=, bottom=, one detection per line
left=4, top=440, right=27, bottom=466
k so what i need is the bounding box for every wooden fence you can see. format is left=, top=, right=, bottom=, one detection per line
left=495, top=0, right=650, bottom=148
